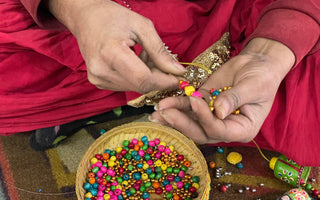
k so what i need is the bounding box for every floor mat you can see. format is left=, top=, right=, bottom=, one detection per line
left=0, top=115, right=319, bottom=200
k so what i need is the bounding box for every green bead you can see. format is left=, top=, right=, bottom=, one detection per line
left=92, top=166, right=99, bottom=173
left=125, top=154, right=132, bottom=160
left=192, top=176, right=200, bottom=183
left=102, top=163, right=108, bottom=167
left=144, top=154, right=151, bottom=161
left=173, top=168, right=180, bottom=174
left=128, top=165, right=134, bottom=171
left=149, top=173, right=155, bottom=179
left=142, top=144, right=148, bottom=151
left=166, top=167, right=173, bottom=173
left=116, top=177, right=123, bottom=183
left=185, top=198, right=191, bottom=200
left=166, top=192, right=173, bottom=199
left=124, top=147, right=129, bottom=151
left=110, top=185, right=116, bottom=191
left=110, top=151, right=116, bottom=156
left=129, top=188, right=136, bottom=194
left=123, top=140, right=129, bottom=147
left=155, top=167, right=162, bottom=173
left=139, top=185, right=146, bottom=192
left=119, top=160, right=124, bottom=166
left=180, top=166, right=188, bottom=172
left=305, top=183, right=312, bottom=190
left=144, top=181, right=152, bottom=188
left=155, top=173, right=162, bottom=180
left=105, top=176, right=111, bottom=182
left=184, top=183, right=191, bottom=190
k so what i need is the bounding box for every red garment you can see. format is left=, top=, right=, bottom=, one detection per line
left=1, top=0, right=320, bottom=165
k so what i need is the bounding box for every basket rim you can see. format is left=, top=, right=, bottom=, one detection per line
left=75, top=122, right=210, bottom=200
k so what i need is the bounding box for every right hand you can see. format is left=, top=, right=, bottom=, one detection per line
left=47, top=0, right=186, bottom=93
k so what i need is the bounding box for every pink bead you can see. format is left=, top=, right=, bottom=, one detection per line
left=91, top=164, right=96, bottom=169
left=96, top=170, right=104, bottom=178
left=158, top=145, right=165, bottom=152
left=148, top=140, right=155, bottom=147
left=145, top=199, right=150, bottom=200
left=95, top=161, right=102, bottom=168
left=114, top=189, right=122, bottom=196
left=191, top=91, right=202, bottom=98
left=111, top=181, right=118, bottom=186
left=176, top=181, right=183, bottom=188
left=98, top=185, right=106, bottom=191
left=179, top=81, right=189, bottom=90
left=164, top=147, right=171, bottom=155
left=97, top=197, right=104, bottom=200
left=155, top=152, right=162, bottom=159
left=131, top=138, right=138, bottom=145
left=100, top=166, right=107, bottom=173
left=147, top=160, right=153, bottom=166
left=108, top=191, right=114, bottom=195
left=165, top=184, right=173, bottom=192
left=97, top=190, right=104, bottom=197
left=154, top=138, right=160, bottom=145
left=138, top=150, right=145, bottom=157
left=167, top=175, right=175, bottom=182
left=178, top=171, right=185, bottom=178
left=110, top=196, right=117, bottom=200
left=133, top=184, right=140, bottom=191
left=107, top=169, right=114, bottom=176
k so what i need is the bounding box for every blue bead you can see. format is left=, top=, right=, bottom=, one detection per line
left=217, top=147, right=224, bottom=153
left=92, top=182, right=99, bottom=189
left=125, top=190, right=131, bottom=196
left=90, top=189, right=98, bottom=196
left=117, top=194, right=124, bottom=200
left=236, top=162, right=244, bottom=169
left=105, top=149, right=111, bottom=154
left=85, top=198, right=91, bottom=200
left=174, top=176, right=181, bottom=182
left=123, top=174, right=129, bottom=180
left=141, top=136, right=148, bottom=142
left=163, top=180, right=170, bottom=186
left=131, top=151, right=138, bottom=156
left=133, top=172, right=141, bottom=180
left=142, top=192, right=150, bottom=199
left=146, top=168, right=153, bottom=175
left=137, top=163, right=143, bottom=168
left=83, top=182, right=92, bottom=190
left=211, top=90, right=220, bottom=97
left=133, top=155, right=141, bottom=161
left=100, top=129, right=106, bottom=135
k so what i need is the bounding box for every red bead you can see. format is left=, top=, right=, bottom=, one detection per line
left=177, top=155, right=184, bottom=161
left=220, top=185, right=227, bottom=192
left=167, top=175, right=175, bottom=182
left=146, top=148, right=153, bottom=154
left=118, top=167, right=124, bottom=174
left=128, top=142, right=135, bottom=149
left=300, top=178, right=305, bottom=185
left=106, top=183, right=111, bottom=187
left=136, top=180, right=142, bottom=185
left=312, top=189, right=319, bottom=196
left=120, top=149, right=127, bottom=155
left=189, top=186, right=197, bottom=193
left=210, top=88, right=215, bottom=94
left=95, top=154, right=102, bottom=160
left=96, top=177, right=104, bottom=184
left=133, top=184, right=140, bottom=191
left=155, top=187, right=163, bottom=195
left=179, top=81, right=189, bottom=90
left=116, top=153, right=122, bottom=159
left=91, top=197, right=95, bottom=200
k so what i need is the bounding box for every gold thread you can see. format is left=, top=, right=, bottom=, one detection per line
left=179, top=62, right=212, bottom=75
left=252, top=139, right=270, bottom=163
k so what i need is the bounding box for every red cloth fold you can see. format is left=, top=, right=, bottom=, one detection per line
left=1, top=0, right=320, bottom=165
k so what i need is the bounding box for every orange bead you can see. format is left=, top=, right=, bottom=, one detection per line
left=173, top=194, right=180, bottom=200
left=88, top=172, right=95, bottom=178
left=102, top=179, right=107, bottom=185
left=138, top=141, right=144, bottom=147
left=103, top=153, right=110, bottom=160
left=209, top=161, right=216, bottom=168
left=153, top=182, right=160, bottom=189
left=134, top=145, right=140, bottom=151
left=183, top=160, right=191, bottom=168
left=88, top=177, right=96, bottom=184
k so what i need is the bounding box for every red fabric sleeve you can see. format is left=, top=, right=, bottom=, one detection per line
left=19, top=0, right=64, bottom=29
left=246, top=0, right=320, bottom=65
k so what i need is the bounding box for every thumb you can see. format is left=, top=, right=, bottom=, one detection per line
left=134, top=21, right=186, bottom=75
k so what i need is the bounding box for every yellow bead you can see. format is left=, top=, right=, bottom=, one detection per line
left=116, top=147, right=122, bottom=153
left=209, top=100, right=214, bottom=107
left=169, top=146, right=174, bottom=152
left=122, top=181, right=129, bottom=186
left=129, top=149, right=133, bottom=154
left=143, top=163, right=149, bottom=170
left=110, top=156, right=116, bottom=161
left=104, top=194, right=111, bottom=200
left=192, top=183, right=200, bottom=189
left=161, top=164, right=168, bottom=171
left=233, top=109, right=240, bottom=115
left=159, top=142, right=167, bottom=146
left=210, top=107, right=214, bottom=111
left=141, top=173, right=149, bottom=180
left=108, top=160, right=115, bottom=167
left=90, top=157, right=98, bottom=165
left=227, top=152, right=243, bottom=165
left=223, top=86, right=228, bottom=91
left=155, top=160, right=162, bottom=167
left=116, top=185, right=122, bottom=190
left=184, top=86, right=195, bottom=96
left=85, top=192, right=93, bottom=198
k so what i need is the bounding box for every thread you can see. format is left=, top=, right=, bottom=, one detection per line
left=179, top=62, right=212, bottom=75
left=252, top=139, right=270, bottom=163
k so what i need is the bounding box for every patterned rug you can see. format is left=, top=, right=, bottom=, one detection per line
left=0, top=114, right=319, bottom=200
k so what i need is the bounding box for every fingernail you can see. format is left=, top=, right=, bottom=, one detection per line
left=148, top=115, right=159, bottom=123
left=154, top=104, right=159, bottom=111
left=160, top=111, right=173, bottom=124
left=216, top=107, right=226, bottom=119
left=174, top=61, right=187, bottom=72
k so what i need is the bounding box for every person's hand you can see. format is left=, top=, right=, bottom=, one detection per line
left=46, top=0, right=186, bottom=93
left=150, top=38, right=295, bottom=144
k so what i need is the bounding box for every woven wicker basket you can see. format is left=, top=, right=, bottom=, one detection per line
left=76, top=122, right=211, bottom=200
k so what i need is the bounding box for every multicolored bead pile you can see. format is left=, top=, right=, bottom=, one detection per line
left=83, top=136, right=201, bottom=200
left=179, top=80, right=240, bottom=115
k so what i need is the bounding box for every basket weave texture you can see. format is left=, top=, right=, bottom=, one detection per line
left=76, top=122, right=210, bottom=200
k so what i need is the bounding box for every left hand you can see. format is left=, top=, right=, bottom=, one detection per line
left=149, top=38, right=295, bottom=144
